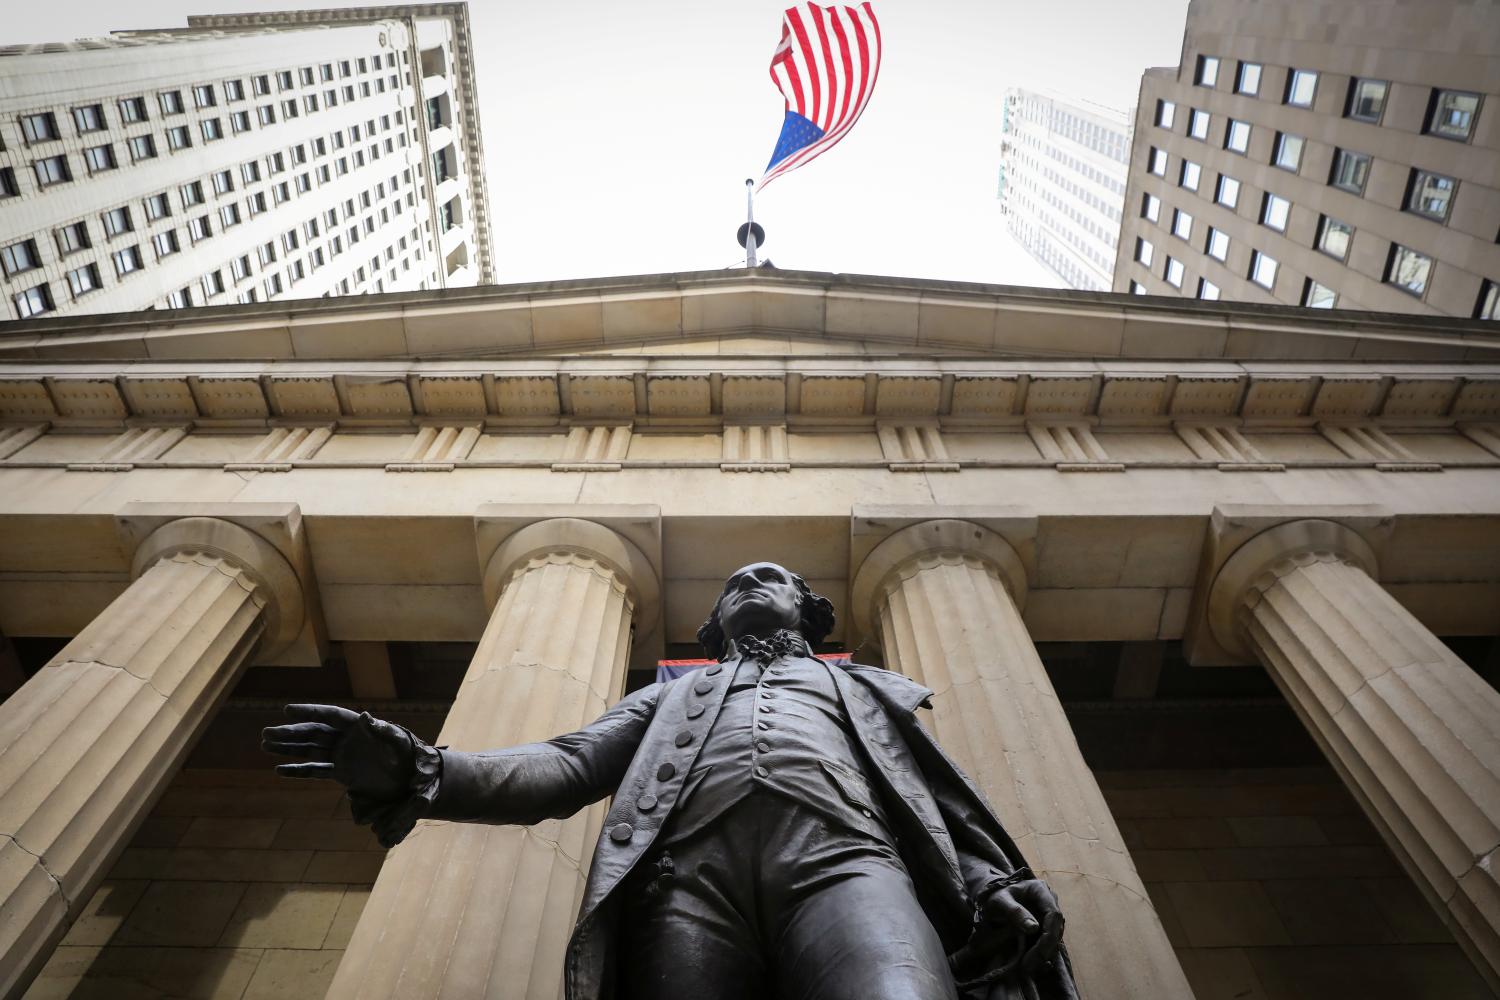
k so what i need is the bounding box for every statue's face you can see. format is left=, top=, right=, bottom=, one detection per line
left=717, top=561, right=802, bottom=639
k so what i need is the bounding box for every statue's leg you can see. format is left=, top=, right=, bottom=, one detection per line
left=762, top=804, right=960, bottom=1000
left=617, top=835, right=768, bottom=1000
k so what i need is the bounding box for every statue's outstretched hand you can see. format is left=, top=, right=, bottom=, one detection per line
left=262, top=703, right=416, bottom=802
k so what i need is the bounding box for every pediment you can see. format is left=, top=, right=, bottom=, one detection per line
left=0, top=269, right=1495, bottom=365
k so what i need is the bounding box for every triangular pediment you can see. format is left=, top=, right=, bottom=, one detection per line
left=0, top=268, right=1494, bottom=364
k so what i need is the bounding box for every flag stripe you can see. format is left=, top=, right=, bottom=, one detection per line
left=759, top=1, right=881, bottom=189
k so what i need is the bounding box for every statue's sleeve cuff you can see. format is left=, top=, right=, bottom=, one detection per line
left=348, top=730, right=443, bottom=848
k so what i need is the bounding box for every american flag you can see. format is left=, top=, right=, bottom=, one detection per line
left=759, top=2, right=882, bottom=191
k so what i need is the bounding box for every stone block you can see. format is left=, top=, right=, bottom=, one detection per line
left=302, top=851, right=384, bottom=883
left=44, top=945, right=263, bottom=999
left=1175, top=948, right=1270, bottom=1000
left=271, top=819, right=384, bottom=853
left=242, top=948, right=344, bottom=1000
left=1263, top=878, right=1397, bottom=946
left=1248, top=943, right=1494, bottom=1000
left=321, top=887, right=370, bottom=949
left=110, top=848, right=313, bottom=883
left=113, top=881, right=247, bottom=947
left=220, top=883, right=346, bottom=949
left=1165, top=880, right=1292, bottom=947
left=180, top=818, right=283, bottom=849
left=58, top=880, right=148, bottom=947
left=1227, top=815, right=1331, bottom=847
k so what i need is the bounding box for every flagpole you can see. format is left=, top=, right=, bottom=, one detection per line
left=744, top=178, right=758, bottom=268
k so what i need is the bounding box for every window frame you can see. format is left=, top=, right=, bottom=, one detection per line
left=1171, top=208, right=1194, bottom=241
left=1405, top=168, right=1458, bottom=223
left=1385, top=243, right=1433, bottom=298
left=1197, top=278, right=1221, bottom=301
left=1249, top=250, right=1279, bottom=290
left=1164, top=256, right=1185, bottom=288
left=21, top=112, right=60, bottom=144
left=1179, top=159, right=1202, bottom=192
left=71, top=104, right=106, bottom=134
left=1346, top=78, right=1389, bottom=123
left=1, top=238, right=42, bottom=278
left=1195, top=55, right=1220, bottom=87
left=1285, top=69, right=1318, bottom=108
left=1329, top=148, right=1372, bottom=195
left=1141, top=193, right=1161, bottom=223
left=12, top=283, right=55, bottom=319
left=1261, top=192, right=1291, bottom=232
left=1303, top=279, right=1338, bottom=309
left=1215, top=174, right=1241, bottom=210
left=1235, top=62, right=1262, bottom=96
left=1316, top=215, right=1354, bottom=261
left=1224, top=119, right=1251, bottom=154
left=1273, top=132, right=1305, bottom=173
left=1187, top=108, right=1210, bottom=140
left=1426, top=89, right=1481, bottom=142
left=1206, top=227, right=1229, bottom=262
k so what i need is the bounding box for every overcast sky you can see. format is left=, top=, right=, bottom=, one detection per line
left=10, top=0, right=1190, bottom=288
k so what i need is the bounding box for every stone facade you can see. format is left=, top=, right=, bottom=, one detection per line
left=0, top=268, right=1498, bottom=998
left=1114, top=0, right=1500, bottom=317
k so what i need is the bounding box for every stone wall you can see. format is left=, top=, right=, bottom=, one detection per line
left=25, top=769, right=381, bottom=1000
left=1104, top=766, right=1495, bottom=999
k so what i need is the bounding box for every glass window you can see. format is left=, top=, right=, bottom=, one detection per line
left=144, top=193, right=171, bottom=221
left=1317, top=216, right=1354, bottom=260
left=1286, top=69, right=1318, bottom=108
left=166, top=125, right=191, bottom=151
left=33, top=155, right=71, bottom=186
left=112, top=245, right=143, bottom=277
left=1347, top=79, right=1389, bottom=122
left=66, top=263, right=101, bottom=299
left=57, top=221, right=90, bottom=254
left=231, top=255, right=252, bottom=281
left=159, top=90, right=185, bottom=115
left=1261, top=193, right=1291, bottom=231
left=1172, top=208, right=1194, bottom=240
left=13, top=283, right=54, bottom=319
left=1196, top=55, right=1219, bottom=87
left=213, top=170, right=234, bottom=195
left=128, top=135, right=156, bottom=161
left=242, top=161, right=261, bottom=184
left=1236, top=62, right=1262, bottom=96
left=202, top=270, right=226, bottom=297
left=179, top=180, right=205, bottom=208
left=1225, top=119, right=1251, bottom=153
left=72, top=104, right=105, bottom=133
left=103, top=206, right=133, bottom=237
left=119, top=96, right=148, bottom=123
left=1188, top=109, right=1210, bottom=140
left=1250, top=251, right=1279, bottom=289
left=1386, top=244, right=1432, bottom=297
left=1330, top=148, right=1372, bottom=194
left=152, top=230, right=180, bottom=258
left=300, top=67, right=315, bottom=86
left=1, top=239, right=41, bottom=277
left=277, top=70, right=294, bottom=90
left=1165, top=257, right=1185, bottom=288
left=1179, top=160, right=1202, bottom=191
left=193, top=85, right=217, bottom=108
left=1135, top=237, right=1154, bottom=267
left=1428, top=90, right=1480, bottom=141
left=231, top=111, right=252, bottom=133
left=1406, top=169, right=1457, bottom=222
left=1129, top=281, right=1147, bottom=295
left=1303, top=279, right=1337, bottom=309
left=1198, top=278, right=1221, bottom=300
left=220, top=204, right=242, bottom=228
left=201, top=118, right=223, bottom=141
left=1142, top=193, right=1160, bottom=223
left=1274, top=133, right=1304, bottom=172
left=225, top=79, right=245, bottom=101
left=0, top=168, right=18, bottom=198
left=252, top=75, right=271, bottom=96
left=1206, top=227, right=1229, bottom=261
left=188, top=215, right=212, bottom=242
left=21, top=112, right=60, bottom=143
left=1215, top=174, right=1240, bottom=209
left=83, top=144, right=117, bottom=173
left=1476, top=281, right=1500, bottom=320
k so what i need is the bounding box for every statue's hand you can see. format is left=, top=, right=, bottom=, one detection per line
left=262, top=703, right=416, bottom=802
left=978, top=874, right=1065, bottom=974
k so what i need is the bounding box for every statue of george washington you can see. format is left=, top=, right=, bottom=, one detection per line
left=264, top=562, right=1078, bottom=1000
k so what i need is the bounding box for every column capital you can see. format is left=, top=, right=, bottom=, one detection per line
left=474, top=504, right=662, bottom=652
left=850, top=517, right=1030, bottom=646
left=115, top=502, right=320, bottom=663
left=1198, top=511, right=1384, bottom=663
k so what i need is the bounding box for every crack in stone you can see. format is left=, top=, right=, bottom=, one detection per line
left=3, top=832, right=73, bottom=916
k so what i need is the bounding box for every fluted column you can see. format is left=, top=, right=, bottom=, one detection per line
left=1209, top=519, right=1500, bottom=991
left=0, top=516, right=305, bottom=998
left=853, top=520, right=1194, bottom=1000
left=330, top=517, right=658, bottom=1000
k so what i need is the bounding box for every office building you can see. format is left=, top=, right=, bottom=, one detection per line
left=0, top=269, right=1498, bottom=998
left=0, top=4, right=493, bottom=319
left=1000, top=88, right=1131, bottom=291
left=1114, top=0, right=1499, bottom=317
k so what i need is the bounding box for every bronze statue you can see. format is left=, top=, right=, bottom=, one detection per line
left=265, top=562, right=1077, bottom=1000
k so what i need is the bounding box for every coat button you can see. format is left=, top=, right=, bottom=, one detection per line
left=609, top=823, right=633, bottom=843
left=693, top=680, right=713, bottom=696
left=675, top=731, right=693, bottom=747
left=754, top=766, right=770, bottom=778
left=707, top=664, right=723, bottom=676
left=687, top=704, right=705, bottom=719
left=657, top=762, right=676, bottom=781
left=756, top=741, right=771, bottom=753
left=637, top=793, right=658, bottom=812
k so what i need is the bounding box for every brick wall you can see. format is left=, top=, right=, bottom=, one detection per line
left=26, top=769, right=383, bottom=1000
left=1102, top=765, right=1494, bottom=1000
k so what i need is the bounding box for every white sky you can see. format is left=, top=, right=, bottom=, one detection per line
left=9, top=0, right=1190, bottom=287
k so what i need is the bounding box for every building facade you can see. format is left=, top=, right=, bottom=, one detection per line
left=1114, top=0, right=1500, bottom=317
left=0, top=270, right=1498, bottom=999
left=0, top=3, right=493, bottom=321
left=1000, top=88, right=1131, bottom=291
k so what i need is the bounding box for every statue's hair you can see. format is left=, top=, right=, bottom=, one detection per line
left=696, top=570, right=836, bottom=659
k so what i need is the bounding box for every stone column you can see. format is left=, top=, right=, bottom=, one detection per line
left=0, top=516, right=305, bottom=997
left=1208, top=519, right=1500, bottom=991
left=852, top=520, right=1194, bottom=1000
left=330, top=517, right=658, bottom=1000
